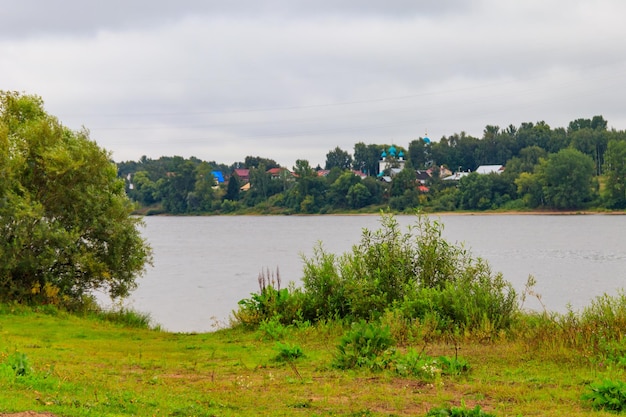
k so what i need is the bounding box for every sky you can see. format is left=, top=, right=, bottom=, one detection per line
left=3, top=1, right=626, bottom=169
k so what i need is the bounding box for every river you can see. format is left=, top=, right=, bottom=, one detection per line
left=100, top=214, right=626, bottom=333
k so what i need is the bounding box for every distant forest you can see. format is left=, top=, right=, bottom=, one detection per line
left=116, top=116, right=626, bottom=214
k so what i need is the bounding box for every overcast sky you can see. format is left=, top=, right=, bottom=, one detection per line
left=3, top=1, right=626, bottom=168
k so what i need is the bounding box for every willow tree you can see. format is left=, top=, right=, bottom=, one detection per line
left=0, top=92, right=152, bottom=306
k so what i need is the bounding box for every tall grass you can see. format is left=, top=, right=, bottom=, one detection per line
left=513, top=290, right=626, bottom=362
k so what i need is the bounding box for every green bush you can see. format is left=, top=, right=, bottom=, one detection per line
left=236, top=213, right=518, bottom=336
left=258, top=316, right=288, bottom=340
left=333, top=321, right=394, bottom=370
left=274, top=342, right=304, bottom=362
left=437, top=355, right=470, bottom=376
left=393, top=349, right=440, bottom=380
left=300, top=212, right=517, bottom=332
left=582, top=379, right=626, bottom=412
left=234, top=267, right=304, bottom=326
left=4, top=352, right=32, bottom=377
left=10, top=352, right=31, bottom=377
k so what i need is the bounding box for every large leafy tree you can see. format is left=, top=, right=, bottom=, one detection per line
left=407, top=138, right=429, bottom=169
left=352, top=142, right=383, bottom=176
left=158, top=157, right=197, bottom=214
left=328, top=171, right=360, bottom=208
left=325, top=146, right=352, bottom=170
left=0, top=92, right=152, bottom=305
left=536, top=148, right=596, bottom=209
left=287, top=159, right=327, bottom=213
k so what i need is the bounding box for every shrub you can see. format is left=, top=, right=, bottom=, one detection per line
left=4, top=352, right=32, bottom=377
left=236, top=212, right=518, bottom=335
left=393, top=349, right=440, bottom=380
left=274, top=342, right=304, bottom=362
left=234, top=267, right=304, bottom=326
left=258, top=316, right=288, bottom=340
left=437, top=355, right=470, bottom=376
left=333, top=321, right=394, bottom=370
left=582, top=379, right=626, bottom=412
left=300, top=212, right=517, bottom=333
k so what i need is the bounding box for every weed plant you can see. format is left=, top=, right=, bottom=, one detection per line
left=234, top=267, right=305, bottom=326
left=582, top=379, right=626, bottom=412
left=333, top=320, right=395, bottom=370
left=332, top=321, right=470, bottom=383
left=3, top=352, right=31, bottom=377
left=274, top=342, right=304, bottom=362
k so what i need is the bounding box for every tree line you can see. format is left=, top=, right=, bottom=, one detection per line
left=118, top=115, right=626, bottom=214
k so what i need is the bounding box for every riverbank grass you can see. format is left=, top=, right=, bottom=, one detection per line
left=0, top=305, right=623, bottom=416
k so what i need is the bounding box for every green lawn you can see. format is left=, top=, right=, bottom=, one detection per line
left=0, top=306, right=620, bottom=416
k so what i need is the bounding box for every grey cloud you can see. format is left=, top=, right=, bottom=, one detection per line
left=0, top=0, right=469, bottom=38
left=3, top=0, right=626, bottom=168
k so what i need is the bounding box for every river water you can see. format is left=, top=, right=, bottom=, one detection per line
left=101, top=214, right=626, bottom=333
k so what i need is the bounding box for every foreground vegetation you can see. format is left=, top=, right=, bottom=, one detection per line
left=2, top=213, right=626, bottom=416
left=2, top=300, right=626, bottom=416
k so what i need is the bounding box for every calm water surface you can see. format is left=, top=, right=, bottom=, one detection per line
left=104, top=214, right=626, bottom=332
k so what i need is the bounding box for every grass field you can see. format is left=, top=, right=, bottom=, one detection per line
left=0, top=303, right=622, bottom=417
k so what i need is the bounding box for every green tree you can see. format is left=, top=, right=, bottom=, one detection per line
left=283, top=159, right=327, bottom=213
left=536, top=148, right=596, bottom=209
left=603, top=139, right=626, bottom=208
left=244, top=156, right=279, bottom=170
left=244, top=164, right=271, bottom=206
left=328, top=171, right=360, bottom=208
left=390, top=168, right=417, bottom=197
left=188, top=161, right=217, bottom=212
left=353, top=142, right=383, bottom=176
left=158, top=158, right=197, bottom=214
left=347, top=182, right=372, bottom=209
left=0, top=92, right=152, bottom=304
left=224, top=172, right=240, bottom=201
left=430, top=132, right=480, bottom=172
left=569, top=128, right=608, bottom=176
left=515, top=172, right=544, bottom=208
left=129, top=171, right=158, bottom=206
left=325, top=146, right=353, bottom=170
left=361, top=176, right=384, bottom=205
left=458, top=173, right=514, bottom=210
left=458, top=173, right=494, bottom=210
left=407, top=138, right=429, bottom=169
